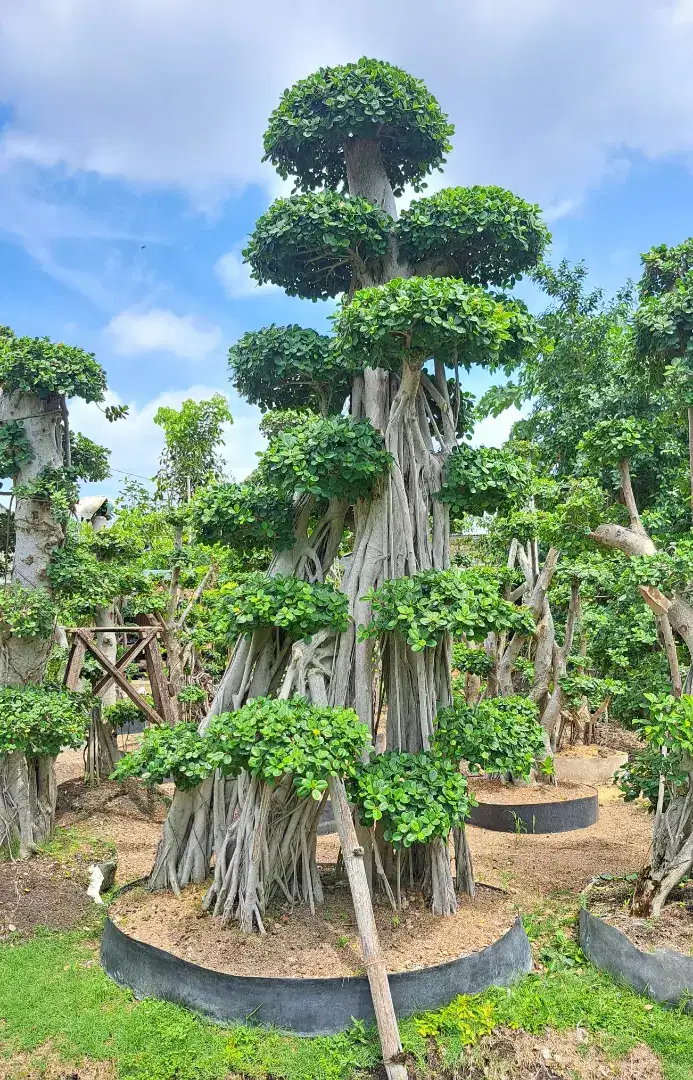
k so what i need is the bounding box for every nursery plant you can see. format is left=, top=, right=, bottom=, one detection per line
left=126, top=56, right=549, bottom=920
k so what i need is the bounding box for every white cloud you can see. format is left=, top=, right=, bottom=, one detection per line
left=215, top=241, right=279, bottom=299
left=105, top=309, right=223, bottom=359
left=1, top=1, right=693, bottom=211
left=69, top=386, right=265, bottom=497
left=471, top=405, right=528, bottom=448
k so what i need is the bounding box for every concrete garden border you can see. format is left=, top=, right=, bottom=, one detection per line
left=101, top=887, right=531, bottom=1035
left=579, top=908, right=693, bottom=1012
left=467, top=786, right=598, bottom=834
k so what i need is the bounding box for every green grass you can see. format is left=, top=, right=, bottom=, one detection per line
left=2, top=922, right=693, bottom=1080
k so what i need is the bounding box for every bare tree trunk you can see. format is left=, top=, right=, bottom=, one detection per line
left=0, top=388, right=65, bottom=855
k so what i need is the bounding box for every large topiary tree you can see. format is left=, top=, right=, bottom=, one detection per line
left=142, top=58, right=548, bottom=919
left=0, top=327, right=114, bottom=854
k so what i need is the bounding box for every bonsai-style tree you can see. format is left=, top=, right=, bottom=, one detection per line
left=129, top=58, right=548, bottom=919
left=0, top=327, right=114, bottom=853
left=497, top=244, right=693, bottom=916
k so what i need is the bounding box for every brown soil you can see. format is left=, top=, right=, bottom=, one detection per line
left=446, top=1029, right=662, bottom=1080
left=0, top=856, right=93, bottom=940
left=587, top=876, right=693, bottom=956
left=56, top=777, right=169, bottom=884
left=110, top=880, right=517, bottom=978
left=0, top=1043, right=117, bottom=1080
left=470, top=778, right=596, bottom=805
left=0, top=1034, right=661, bottom=1080
left=592, top=722, right=644, bottom=755
left=466, top=788, right=651, bottom=899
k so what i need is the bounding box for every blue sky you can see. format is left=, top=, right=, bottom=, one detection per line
left=1, top=1, right=693, bottom=495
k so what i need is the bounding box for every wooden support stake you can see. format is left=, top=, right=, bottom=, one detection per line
left=137, top=614, right=176, bottom=724
left=328, top=775, right=407, bottom=1080
left=78, top=631, right=164, bottom=727
left=64, top=634, right=87, bottom=691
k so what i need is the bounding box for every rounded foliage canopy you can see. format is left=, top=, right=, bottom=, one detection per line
left=194, top=480, right=295, bottom=552
left=334, top=277, right=537, bottom=371
left=0, top=685, right=90, bottom=757
left=434, top=695, right=546, bottom=780
left=228, top=325, right=351, bottom=414
left=114, top=696, right=370, bottom=801
left=396, top=186, right=549, bottom=287
left=360, top=567, right=536, bottom=651
left=438, top=443, right=532, bottom=517
left=639, top=239, right=693, bottom=299
left=264, top=414, right=392, bottom=502
left=0, top=328, right=106, bottom=402
left=349, top=750, right=472, bottom=848
left=244, top=192, right=391, bottom=300
left=203, top=572, right=348, bottom=641
left=263, top=57, right=453, bottom=195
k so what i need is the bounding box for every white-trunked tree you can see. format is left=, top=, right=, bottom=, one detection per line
left=0, top=327, right=115, bottom=855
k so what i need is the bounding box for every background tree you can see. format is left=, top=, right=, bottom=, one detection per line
left=0, top=328, right=114, bottom=853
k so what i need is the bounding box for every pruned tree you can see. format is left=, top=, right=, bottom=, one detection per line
left=123, top=58, right=548, bottom=919
left=0, top=327, right=113, bottom=853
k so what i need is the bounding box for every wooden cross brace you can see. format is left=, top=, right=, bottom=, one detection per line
left=63, top=626, right=170, bottom=726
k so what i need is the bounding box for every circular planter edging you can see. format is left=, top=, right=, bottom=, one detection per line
left=101, top=902, right=531, bottom=1036
left=579, top=908, right=693, bottom=1012
left=467, top=786, right=598, bottom=834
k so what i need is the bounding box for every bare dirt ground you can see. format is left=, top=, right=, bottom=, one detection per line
left=55, top=777, right=169, bottom=885
left=466, top=783, right=651, bottom=899
left=110, top=880, right=517, bottom=978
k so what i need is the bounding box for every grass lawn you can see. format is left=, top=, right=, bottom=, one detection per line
left=2, top=910, right=693, bottom=1080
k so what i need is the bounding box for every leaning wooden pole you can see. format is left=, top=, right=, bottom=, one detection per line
left=328, top=775, right=407, bottom=1080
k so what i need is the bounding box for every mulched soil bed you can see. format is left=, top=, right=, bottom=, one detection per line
left=469, top=778, right=596, bottom=804
left=586, top=876, right=693, bottom=956
left=109, top=880, right=517, bottom=979
left=0, top=855, right=93, bottom=940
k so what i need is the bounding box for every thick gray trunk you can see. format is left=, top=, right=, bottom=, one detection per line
left=0, top=389, right=66, bottom=854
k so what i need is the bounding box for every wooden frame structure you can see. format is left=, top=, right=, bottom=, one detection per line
left=63, top=614, right=174, bottom=725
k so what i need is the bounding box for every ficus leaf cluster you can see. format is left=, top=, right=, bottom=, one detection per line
left=0, top=584, right=57, bottom=639
left=203, top=573, right=348, bottom=641
left=228, top=325, right=351, bottom=415
left=360, top=567, right=536, bottom=652
left=245, top=191, right=391, bottom=300
left=438, top=443, right=532, bottom=517
left=263, top=57, right=453, bottom=195
left=0, top=685, right=91, bottom=757
left=113, top=696, right=370, bottom=800
left=616, top=742, right=689, bottom=811
left=396, top=186, right=549, bottom=287
left=348, top=750, right=473, bottom=848
left=451, top=642, right=494, bottom=677
left=0, top=420, right=34, bottom=478
left=635, top=238, right=693, bottom=363
left=69, top=432, right=111, bottom=483
left=264, top=414, right=392, bottom=501
left=0, top=328, right=106, bottom=402
left=434, top=695, right=546, bottom=780
left=333, top=276, right=537, bottom=372
left=14, top=467, right=80, bottom=525
left=194, top=481, right=295, bottom=552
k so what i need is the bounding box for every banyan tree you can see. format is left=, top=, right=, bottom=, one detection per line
left=137, top=58, right=549, bottom=923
